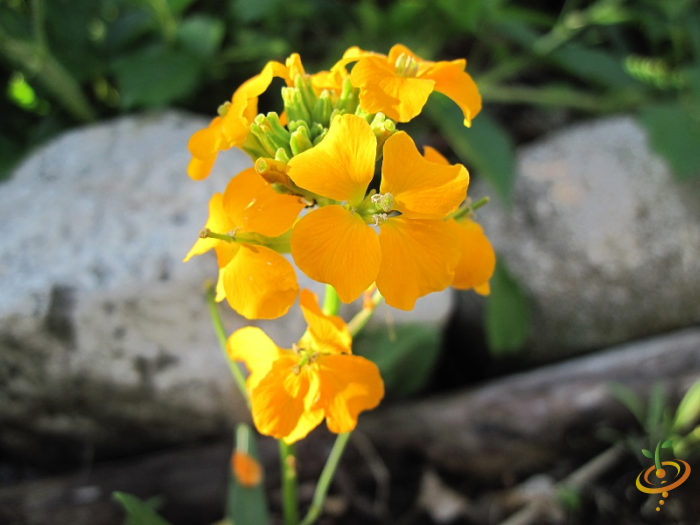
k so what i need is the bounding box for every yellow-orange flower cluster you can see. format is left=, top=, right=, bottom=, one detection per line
left=185, top=44, right=495, bottom=439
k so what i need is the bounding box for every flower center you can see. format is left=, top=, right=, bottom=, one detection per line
left=394, top=53, right=419, bottom=78
left=371, top=192, right=394, bottom=212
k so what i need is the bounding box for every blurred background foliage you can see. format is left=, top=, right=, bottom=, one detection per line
left=1, top=0, right=699, bottom=368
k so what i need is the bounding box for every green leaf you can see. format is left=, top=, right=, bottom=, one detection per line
left=662, top=440, right=673, bottom=449
left=609, top=383, right=646, bottom=426
left=354, top=324, right=442, bottom=397
left=176, top=15, right=225, bottom=58
left=638, top=103, right=700, bottom=180
left=550, top=44, right=639, bottom=90
left=642, top=449, right=654, bottom=459
left=646, top=382, right=666, bottom=436
left=425, top=95, right=516, bottom=206
left=167, top=0, right=196, bottom=16
left=485, top=259, right=531, bottom=355
left=230, top=0, right=283, bottom=23
left=227, top=424, right=270, bottom=525
left=113, top=492, right=172, bottom=525
left=672, top=377, right=700, bottom=432
left=112, top=45, right=202, bottom=108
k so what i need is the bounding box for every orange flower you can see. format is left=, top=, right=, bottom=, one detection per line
left=187, top=59, right=294, bottom=180
left=287, top=114, right=468, bottom=309
left=184, top=167, right=305, bottom=319
left=423, top=146, right=496, bottom=295
left=228, top=290, right=384, bottom=443
left=349, top=43, right=481, bottom=126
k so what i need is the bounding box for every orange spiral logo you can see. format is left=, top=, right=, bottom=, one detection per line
left=636, top=440, right=691, bottom=512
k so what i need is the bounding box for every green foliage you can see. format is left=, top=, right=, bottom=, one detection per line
left=426, top=96, right=515, bottom=206
left=485, top=259, right=531, bottom=355
left=354, top=323, right=441, bottom=397
left=642, top=449, right=653, bottom=458
left=112, top=492, right=171, bottom=525
left=638, top=103, right=700, bottom=180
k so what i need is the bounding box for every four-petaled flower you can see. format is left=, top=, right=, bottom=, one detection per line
left=349, top=43, right=481, bottom=126
left=184, top=167, right=305, bottom=319
left=288, top=113, right=469, bottom=310
left=228, top=289, right=384, bottom=443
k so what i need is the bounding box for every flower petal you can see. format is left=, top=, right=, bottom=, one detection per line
left=351, top=56, right=434, bottom=122
left=422, top=145, right=449, bottom=165
left=227, top=326, right=286, bottom=390
left=187, top=155, right=217, bottom=181
left=423, top=60, right=482, bottom=127
left=299, top=289, right=352, bottom=355
left=222, top=244, right=299, bottom=319
left=184, top=193, right=236, bottom=262
left=380, top=132, right=469, bottom=219
left=223, top=168, right=305, bottom=238
left=376, top=217, right=459, bottom=310
left=251, top=356, right=312, bottom=439
left=291, top=206, right=380, bottom=304
left=287, top=114, right=375, bottom=204
left=448, top=219, right=495, bottom=294
left=314, top=354, right=384, bottom=434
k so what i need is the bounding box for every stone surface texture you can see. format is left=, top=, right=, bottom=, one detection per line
left=0, top=111, right=450, bottom=457
left=468, top=116, right=700, bottom=361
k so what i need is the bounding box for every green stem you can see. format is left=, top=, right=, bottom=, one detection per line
left=299, top=432, right=351, bottom=525
left=322, top=284, right=340, bottom=316
left=479, top=83, right=645, bottom=113
left=0, top=28, right=96, bottom=122
left=206, top=285, right=250, bottom=408
left=449, top=196, right=490, bottom=222
left=347, top=290, right=383, bottom=337
left=280, top=441, right=299, bottom=525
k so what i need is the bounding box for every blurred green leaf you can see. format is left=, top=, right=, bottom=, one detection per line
left=167, top=0, right=196, bottom=16
left=354, top=324, right=441, bottom=397
left=113, top=492, right=171, bottom=525
left=177, top=15, right=225, bottom=58
left=485, top=259, right=531, bottom=355
left=638, top=103, right=700, bottom=180
left=112, top=44, right=201, bottom=108
left=230, top=0, right=283, bottom=23
left=646, top=382, right=666, bottom=435
left=609, top=383, right=645, bottom=426
left=227, top=423, right=270, bottom=525
left=672, top=378, right=700, bottom=432
left=550, top=44, right=640, bottom=90
left=103, top=9, right=156, bottom=51
left=426, top=95, right=515, bottom=206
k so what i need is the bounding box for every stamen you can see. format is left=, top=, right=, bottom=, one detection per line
left=371, top=192, right=394, bottom=212
left=372, top=213, right=388, bottom=226
left=394, top=53, right=419, bottom=77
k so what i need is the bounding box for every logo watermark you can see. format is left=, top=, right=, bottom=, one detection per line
left=636, top=440, right=691, bottom=512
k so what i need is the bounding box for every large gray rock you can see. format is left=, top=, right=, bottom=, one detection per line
left=0, top=111, right=450, bottom=458
left=466, top=116, right=700, bottom=362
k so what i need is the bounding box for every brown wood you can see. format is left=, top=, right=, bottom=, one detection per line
left=360, top=328, right=700, bottom=480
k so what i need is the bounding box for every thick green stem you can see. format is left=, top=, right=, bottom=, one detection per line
left=206, top=285, right=250, bottom=408
left=280, top=441, right=299, bottom=525
left=299, top=432, right=351, bottom=525
left=322, top=284, right=340, bottom=316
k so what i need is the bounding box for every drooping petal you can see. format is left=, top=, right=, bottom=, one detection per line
left=223, top=168, right=305, bottom=238
left=380, top=132, right=469, bottom=219
left=422, top=145, right=449, bottom=165
left=287, top=114, right=375, bottom=205
left=448, top=219, right=495, bottom=295
left=187, top=155, right=217, bottom=181
left=376, top=217, right=459, bottom=310
left=184, top=193, right=236, bottom=262
left=299, top=289, right=352, bottom=355
left=187, top=117, right=229, bottom=181
left=351, top=56, right=434, bottom=122
left=222, top=244, right=299, bottom=319
left=227, top=327, right=287, bottom=390
left=291, top=206, right=381, bottom=304
left=423, top=60, right=482, bottom=127
left=251, top=356, right=312, bottom=439
left=314, top=354, right=384, bottom=434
